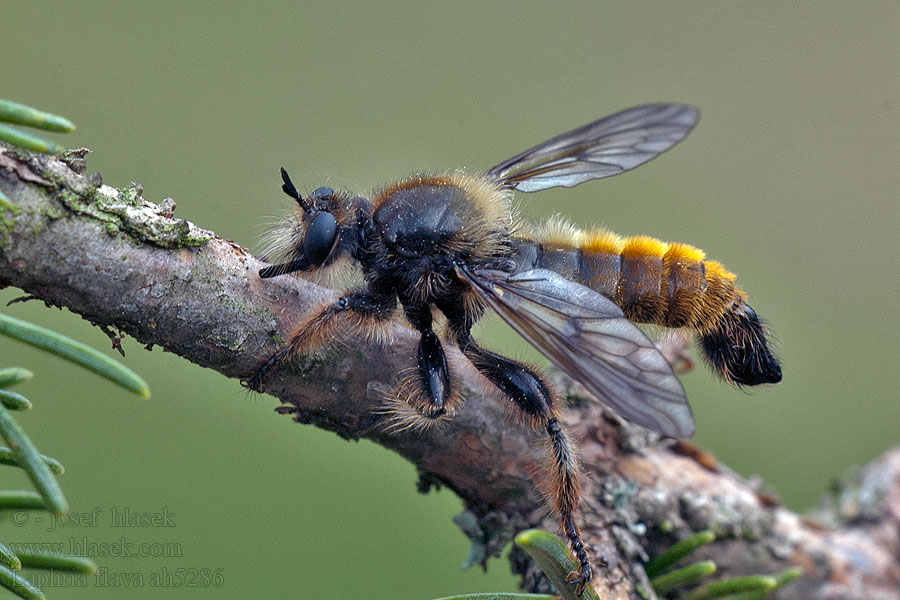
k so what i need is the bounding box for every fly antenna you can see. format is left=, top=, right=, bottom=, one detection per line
left=280, top=167, right=311, bottom=213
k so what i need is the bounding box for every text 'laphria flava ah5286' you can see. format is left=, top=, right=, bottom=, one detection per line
left=246, top=104, right=782, bottom=595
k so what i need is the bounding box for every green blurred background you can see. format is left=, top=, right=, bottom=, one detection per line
left=2, top=2, right=899, bottom=598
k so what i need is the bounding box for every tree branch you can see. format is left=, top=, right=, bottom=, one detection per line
left=1, top=146, right=898, bottom=599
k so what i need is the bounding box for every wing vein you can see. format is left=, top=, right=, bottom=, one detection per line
left=457, top=266, right=694, bottom=437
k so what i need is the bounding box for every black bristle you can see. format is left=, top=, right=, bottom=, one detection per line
left=700, top=302, right=782, bottom=386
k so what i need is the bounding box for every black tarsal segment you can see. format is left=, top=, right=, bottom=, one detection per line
left=547, top=417, right=592, bottom=594
left=416, top=329, right=450, bottom=412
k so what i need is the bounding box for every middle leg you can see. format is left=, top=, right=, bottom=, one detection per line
left=400, top=301, right=454, bottom=419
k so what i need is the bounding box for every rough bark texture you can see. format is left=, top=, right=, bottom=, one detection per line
left=1, top=146, right=898, bottom=600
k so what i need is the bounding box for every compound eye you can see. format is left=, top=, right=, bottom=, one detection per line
left=311, top=187, right=334, bottom=200
left=304, top=212, right=339, bottom=266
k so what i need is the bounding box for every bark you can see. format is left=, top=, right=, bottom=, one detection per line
left=1, top=146, right=898, bottom=600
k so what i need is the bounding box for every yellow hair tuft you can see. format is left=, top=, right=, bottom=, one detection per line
left=664, top=242, right=706, bottom=265
left=528, top=215, right=585, bottom=248
left=623, top=235, right=668, bottom=258
left=581, top=227, right=625, bottom=253
left=703, top=260, right=737, bottom=283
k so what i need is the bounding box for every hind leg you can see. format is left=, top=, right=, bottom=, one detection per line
left=463, top=341, right=593, bottom=594
left=436, top=293, right=592, bottom=592
left=438, top=270, right=592, bottom=591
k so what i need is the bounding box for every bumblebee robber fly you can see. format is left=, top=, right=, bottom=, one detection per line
left=247, top=104, right=782, bottom=595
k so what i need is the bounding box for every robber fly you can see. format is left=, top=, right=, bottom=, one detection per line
left=247, top=104, right=782, bottom=595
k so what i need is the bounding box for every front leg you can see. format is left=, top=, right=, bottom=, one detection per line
left=246, top=291, right=396, bottom=392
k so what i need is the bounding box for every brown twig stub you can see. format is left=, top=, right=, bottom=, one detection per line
left=1, top=146, right=899, bottom=599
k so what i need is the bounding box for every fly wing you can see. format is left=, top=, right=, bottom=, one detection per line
left=457, top=266, right=694, bottom=437
left=486, top=104, right=699, bottom=193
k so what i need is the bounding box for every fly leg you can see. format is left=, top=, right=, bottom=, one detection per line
left=397, top=302, right=457, bottom=420
left=245, top=290, right=396, bottom=392
left=462, top=341, right=593, bottom=595
left=415, top=328, right=451, bottom=417
left=440, top=290, right=593, bottom=591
